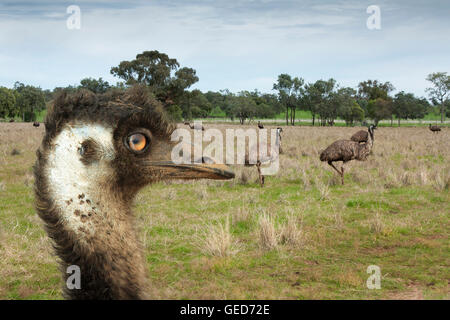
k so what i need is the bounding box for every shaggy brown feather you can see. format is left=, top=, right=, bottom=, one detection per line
left=429, top=124, right=441, bottom=133
left=33, top=86, right=233, bottom=300
left=34, top=86, right=171, bottom=299
left=350, top=130, right=368, bottom=143
left=319, top=126, right=374, bottom=184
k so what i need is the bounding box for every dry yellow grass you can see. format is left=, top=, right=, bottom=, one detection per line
left=0, top=122, right=449, bottom=299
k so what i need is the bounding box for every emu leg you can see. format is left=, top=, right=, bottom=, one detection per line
left=328, top=161, right=342, bottom=176
left=257, top=162, right=265, bottom=187
left=341, top=164, right=345, bottom=185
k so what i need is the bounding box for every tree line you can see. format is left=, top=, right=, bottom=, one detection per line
left=1, top=50, right=449, bottom=124
left=0, top=82, right=46, bottom=121
left=273, top=75, right=448, bottom=126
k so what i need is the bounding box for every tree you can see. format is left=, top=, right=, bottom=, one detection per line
left=305, top=79, right=336, bottom=126
left=348, top=102, right=364, bottom=125
left=426, top=72, right=450, bottom=123
left=180, top=90, right=212, bottom=119
left=410, top=97, right=429, bottom=120
left=445, top=99, right=450, bottom=118
left=42, top=89, right=54, bottom=102
left=393, top=91, right=411, bottom=125
left=273, top=74, right=305, bottom=125
left=393, top=92, right=429, bottom=126
left=367, top=98, right=393, bottom=125
left=165, top=104, right=183, bottom=122
left=229, top=92, right=257, bottom=124
left=53, top=85, right=79, bottom=96
left=79, top=77, right=111, bottom=93
left=0, top=87, right=16, bottom=119
left=357, top=80, right=395, bottom=101
left=247, top=90, right=281, bottom=119
left=13, top=82, right=46, bottom=122
left=110, top=50, right=199, bottom=112
left=393, top=92, right=422, bottom=124
left=357, top=80, right=395, bottom=126
left=336, top=87, right=364, bottom=126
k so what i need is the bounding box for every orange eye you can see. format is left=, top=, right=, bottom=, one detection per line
left=127, top=133, right=148, bottom=153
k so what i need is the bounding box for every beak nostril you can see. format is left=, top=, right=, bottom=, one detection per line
left=202, top=156, right=214, bottom=164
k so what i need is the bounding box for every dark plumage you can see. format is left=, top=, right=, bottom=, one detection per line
left=350, top=130, right=368, bottom=143
left=320, top=126, right=374, bottom=184
left=429, top=124, right=441, bottom=133
left=33, top=122, right=40, bottom=127
left=34, top=86, right=234, bottom=299
left=9, top=119, right=14, bottom=123
left=258, top=121, right=264, bottom=129
left=185, top=121, right=205, bottom=131
left=351, top=125, right=376, bottom=143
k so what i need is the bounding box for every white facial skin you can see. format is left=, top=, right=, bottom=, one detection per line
left=46, top=124, right=115, bottom=235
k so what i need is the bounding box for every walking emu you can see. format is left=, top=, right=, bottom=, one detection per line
left=244, top=127, right=282, bottom=186
left=351, top=125, right=376, bottom=143
left=320, top=125, right=375, bottom=185
left=429, top=124, right=441, bottom=133
left=258, top=121, right=264, bottom=129
left=33, top=87, right=234, bottom=299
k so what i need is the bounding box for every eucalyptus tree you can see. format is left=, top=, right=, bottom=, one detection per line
left=13, top=82, right=45, bottom=122
left=305, top=79, right=336, bottom=126
left=273, top=74, right=305, bottom=125
left=110, top=50, right=199, bottom=113
left=393, top=92, right=428, bottom=126
left=79, top=77, right=111, bottom=93
left=426, top=72, right=450, bottom=123
left=0, top=87, right=16, bottom=119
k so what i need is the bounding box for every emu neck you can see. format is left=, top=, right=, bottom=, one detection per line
left=357, top=133, right=373, bottom=160
left=53, top=182, right=148, bottom=299
left=35, top=124, right=149, bottom=299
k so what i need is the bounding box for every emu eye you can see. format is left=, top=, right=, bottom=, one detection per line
left=126, top=133, right=148, bottom=153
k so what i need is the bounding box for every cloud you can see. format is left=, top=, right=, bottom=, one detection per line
left=0, top=0, right=448, bottom=97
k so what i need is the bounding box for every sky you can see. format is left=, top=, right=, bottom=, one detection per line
left=0, top=0, right=449, bottom=97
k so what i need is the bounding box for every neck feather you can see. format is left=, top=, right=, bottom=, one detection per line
left=34, top=124, right=149, bottom=299
left=37, top=171, right=149, bottom=299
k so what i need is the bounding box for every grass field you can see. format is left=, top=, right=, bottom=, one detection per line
left=6, top=108, right=447, bottom=126
left=0, top=123, right=448, bottom=299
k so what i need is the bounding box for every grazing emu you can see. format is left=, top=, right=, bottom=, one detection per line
left=351, top=125, right=376, bottom=143
left=258, top=121, right=264, bottom=129
left=34, top=87, right=234, bottom=299
left=320, top=125, right=375, bottom=185
left=33, top=122, right=40, bottom=127
left=429, top=124, right=441, bottom=133
left=244, top=128, right=282, bottom=186
left=184, top=121, right=205, bottom=131
left=9, top=119, right=14, bottom=123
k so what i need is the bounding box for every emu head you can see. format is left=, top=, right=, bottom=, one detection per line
left=36, top=87, right=234, bottom=205
left=276, top=127, right=283, bottom=137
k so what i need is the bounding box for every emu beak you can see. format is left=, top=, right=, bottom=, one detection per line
left=144, top=140, right=234, bottom=180
left=147, top=159, right=235, bottom=180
